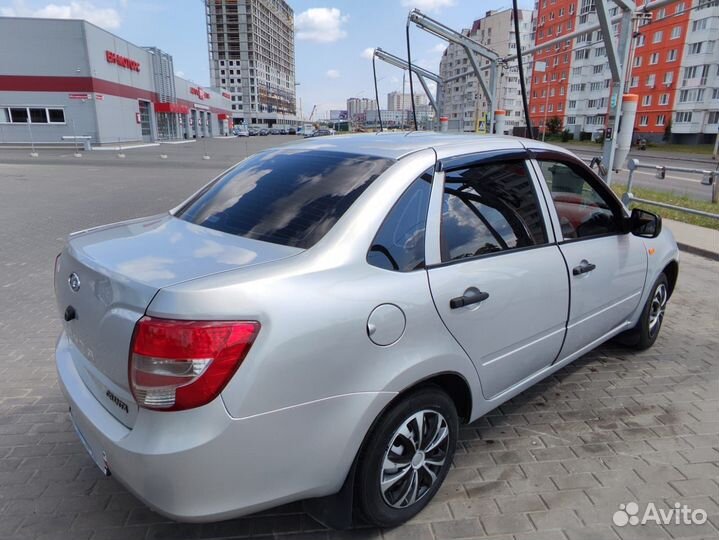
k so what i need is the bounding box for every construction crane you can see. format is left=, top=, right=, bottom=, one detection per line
left=308, top=105, right=317, bottom=122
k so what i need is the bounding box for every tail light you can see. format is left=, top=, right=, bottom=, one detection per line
left=129, top=316, right=260, bottom=411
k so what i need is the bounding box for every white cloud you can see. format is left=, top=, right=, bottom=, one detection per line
left=429, top=42, right=446, bottom=54
left=1, top=0, right=121, bottom=29
left=295, top=7, right=349, bottom=43
left=361, top=47, right=375, bottom=60
left=175, top=70, right=185, bottom=78
left=400, top=0, right=456, bottom=13
left=325, top=69, right=340, bottom=79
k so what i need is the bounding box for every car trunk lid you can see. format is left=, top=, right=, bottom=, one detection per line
left=55, top=214, right=302, bottom=427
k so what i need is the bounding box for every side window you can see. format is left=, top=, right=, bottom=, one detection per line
left=367, top=170, right=432, bottom=272
left=539, top=160, right=620, bottom=239
left=441, top=160, right=548, bottom=262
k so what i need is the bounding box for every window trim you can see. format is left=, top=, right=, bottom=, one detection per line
left=528, top=150, right=628, bottom=244
left=425, top=149, right=556, bottom=269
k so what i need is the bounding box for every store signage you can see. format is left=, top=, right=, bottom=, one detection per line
left=95, top=94, right=104, bottom=101
left=68, top=93, right=89, bottom=100
left=222, top=91, right=231, bottom=99
left=190, top=87, right=211, bottom=100
left=106, top=50, right=141, bottom=72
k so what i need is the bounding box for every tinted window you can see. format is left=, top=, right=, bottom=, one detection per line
left=48, top=109, right=65, bottom=123
left=539, top=161, right=619, bottom=239
left=368, top=170, right=432, bottom=271
left=177, top=150, right=393, bottom=249
left=9, top=108, right=28, bottom=123
left=29, top=108, right=47, bottom=123
left=441, top=160, right=547, bottom=262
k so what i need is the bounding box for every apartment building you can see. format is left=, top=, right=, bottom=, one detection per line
left=671, top=0, right=719, bottom=143
left=205, top=0, right=297, bottom=127
left=438, top=8, right=535, bottom=133
left=346, top=97, right=377, bottom=120
left=530, top=0, right=719, bottom=144
left=529, top=0, right=576, bottom=135
left=386, top=91, right=429, bottom=111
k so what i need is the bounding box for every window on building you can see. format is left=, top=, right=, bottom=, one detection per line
left=692, top=18, right=708, bottom=32
left=653, top=31, right=663, bottom=43
left=29, top=108, right=47, bottom=123
left=647, top=74, right=656, bottom=87
left=675, top=111, right=693, bottom=123
left=667, top=49, right=677, bottom=62
left=707, top=111, right=719, bottom=124
left=671, top=26, right=682, bottom=39
left=659, top=93, right=669, bottom=105
left=634, top=56, right=642, bottom=67
left=649, top=52, right=659, bottom=65
left=636, top=34, right=646, bottom=47
left=656, top=114, right=666, bottom=126
left=569, top=100, right=577, bottom=108
left=567, top=116, right=576, bottom=124
left=639, top=115, right=649, bottom=126
left=664, top=71, right=674, bottom=85
left=9, top=108, right=28, bottom=123
left=689, top=42, right=703, bottom=54
left=593, top=64, right=604, bottom=74
left=630, top=76, right=639, bottom=88
left=642, top=95, right=652, bottom=106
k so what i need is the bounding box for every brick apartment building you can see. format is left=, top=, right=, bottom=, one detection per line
left=529, top=0, right=719, bottom=144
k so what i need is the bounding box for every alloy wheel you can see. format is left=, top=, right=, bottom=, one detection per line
left=380, top=409, right=450, bottom=509
left=648, top=283, right=668, bottom=337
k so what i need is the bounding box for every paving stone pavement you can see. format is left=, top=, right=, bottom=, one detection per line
left=0, top=140, right=718, bottom=540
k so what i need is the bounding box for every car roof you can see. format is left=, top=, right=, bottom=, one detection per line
left=282, top=132, right=571, bottom=161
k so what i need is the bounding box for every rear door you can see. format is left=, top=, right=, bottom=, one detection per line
left=530, top=154, right=647, bottom=359
left=426, top=151, right=569, bottom=400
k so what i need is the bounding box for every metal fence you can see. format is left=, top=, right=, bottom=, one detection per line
left=621, top=158, right=719, bottom=220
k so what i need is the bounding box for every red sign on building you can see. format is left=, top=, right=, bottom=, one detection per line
left=190, top=87, right=211, bottom=100
left=105, top=50, right=141, bottom=72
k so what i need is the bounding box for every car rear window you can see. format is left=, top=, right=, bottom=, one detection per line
left=177, top=150, right=394, bottom=249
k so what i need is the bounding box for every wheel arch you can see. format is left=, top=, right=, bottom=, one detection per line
left=663, top=260, right=679, bottom=299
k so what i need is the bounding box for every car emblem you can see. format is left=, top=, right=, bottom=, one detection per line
left=68, top=273, right=81, bottom=292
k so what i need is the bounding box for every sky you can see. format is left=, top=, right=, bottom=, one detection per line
left=0, top=0, right=533, bottom=118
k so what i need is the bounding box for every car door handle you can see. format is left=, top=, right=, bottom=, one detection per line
left=572, top=260, right=597, bottom=276
left=449, top=289, right=490, bottom=309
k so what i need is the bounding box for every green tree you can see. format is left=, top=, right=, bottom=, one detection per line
left=546, top=116, right=563, bottom=136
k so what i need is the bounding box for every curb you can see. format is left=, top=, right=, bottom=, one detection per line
left=677, top=242, right=719, bottom=262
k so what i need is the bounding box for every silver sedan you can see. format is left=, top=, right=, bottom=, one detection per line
left=55, top=133, right=678, bottom=528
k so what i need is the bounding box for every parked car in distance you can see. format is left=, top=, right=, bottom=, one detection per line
left=234, top=127, right=249, bottom=137
left=55, top=133, right=678, bottom=530
left=304, top=128, right=333, bottom=138
left=258, top=128, right=269, bottom=136
left=287, top=127, right=297, bottom=135
left=248, top=128, right=259, bottom=136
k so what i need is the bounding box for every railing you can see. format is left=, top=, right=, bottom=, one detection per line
left=622, top=159, right=719, bottom=218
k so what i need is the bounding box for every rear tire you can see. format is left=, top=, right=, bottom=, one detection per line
left=616, top=273, right=669, bottom=350
left=355, top=386, right=458, bottom=528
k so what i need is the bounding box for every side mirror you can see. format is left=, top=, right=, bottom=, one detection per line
left=629, top=208, right=662, bottom=238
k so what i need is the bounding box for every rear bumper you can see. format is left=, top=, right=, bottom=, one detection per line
left=56, top=331, right=394, bottom=522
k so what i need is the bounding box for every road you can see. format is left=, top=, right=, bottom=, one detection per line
left=0, top=137, right=717, bottom=540
left=566, top=145, right=717, bottom=201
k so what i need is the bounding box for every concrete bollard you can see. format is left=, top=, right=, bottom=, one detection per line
left=494, top=110, right=506, bottom=135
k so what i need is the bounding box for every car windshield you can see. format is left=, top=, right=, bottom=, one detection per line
left=177, top=149, right=394, bottom=249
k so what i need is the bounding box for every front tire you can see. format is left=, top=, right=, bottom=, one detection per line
left=617, top=273, right=669, bottom=350
left=355, top=386, right=458, bottom=528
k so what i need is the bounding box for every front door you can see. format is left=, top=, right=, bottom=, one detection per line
left=532, top=158, right=647, bottom=358
left=138, top=100, right=152, bottom=142
left=427, top=155, right=569, bottom=400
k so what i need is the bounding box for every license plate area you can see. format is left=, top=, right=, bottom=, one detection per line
left=70, top=407, right=111, bottom=477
